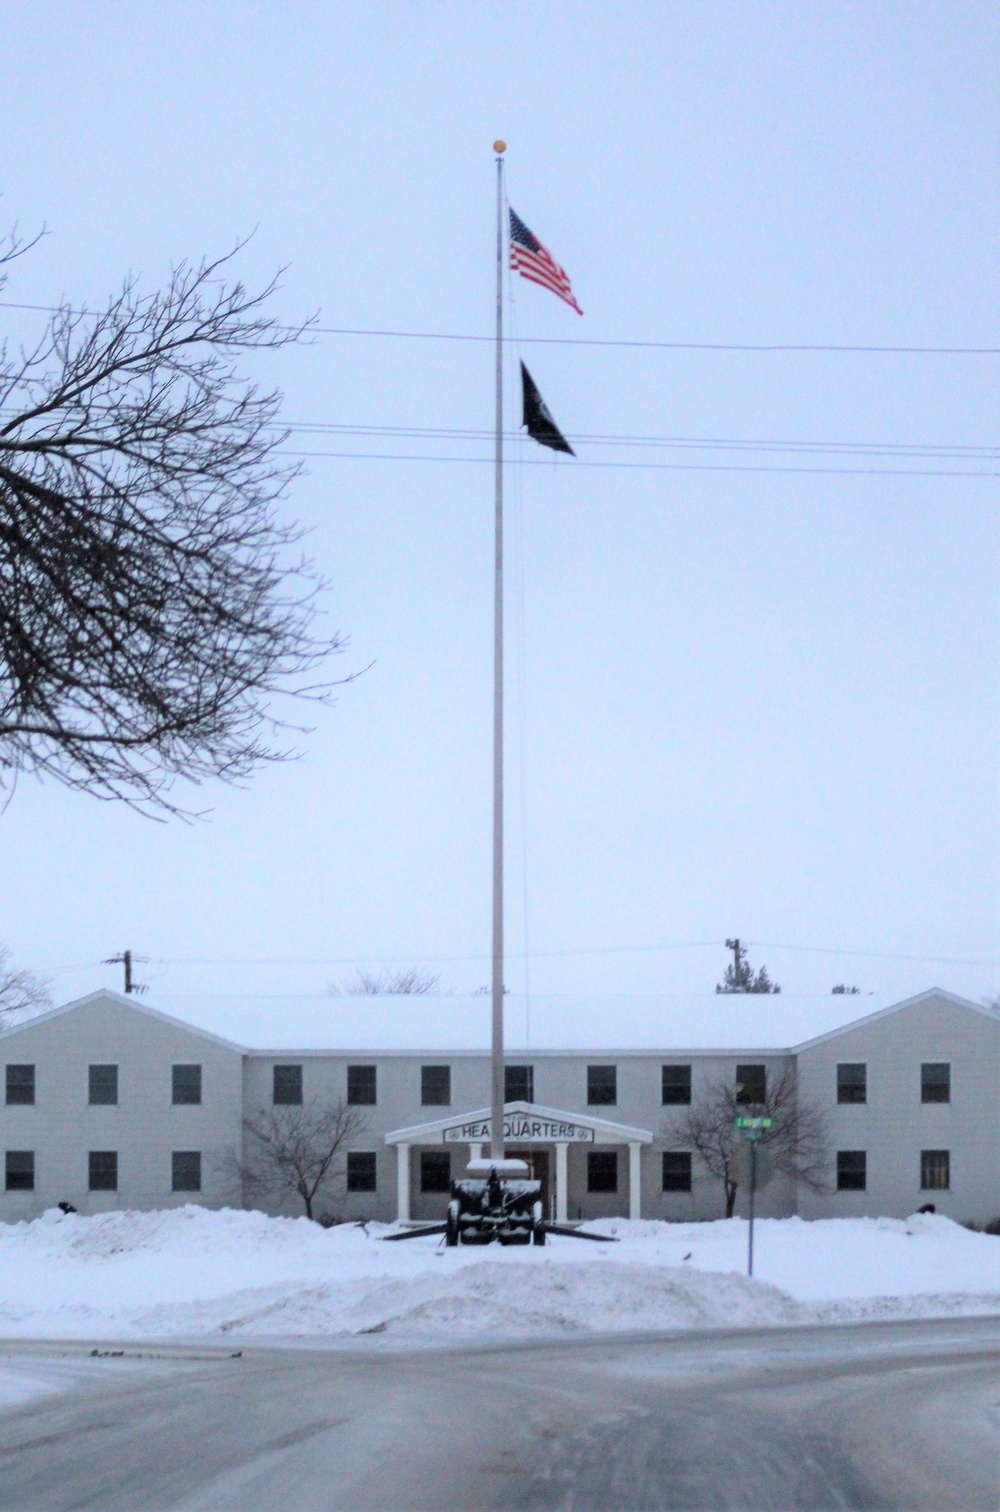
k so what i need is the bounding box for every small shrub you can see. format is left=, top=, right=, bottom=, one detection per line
left=983, top=1217, right=1000, bottom=1236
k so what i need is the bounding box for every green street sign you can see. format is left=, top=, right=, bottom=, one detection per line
left=734, top=1116, right=774, bottom=1130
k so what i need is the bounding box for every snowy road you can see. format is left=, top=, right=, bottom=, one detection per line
left=0, top=1317, right=995, bottom=1509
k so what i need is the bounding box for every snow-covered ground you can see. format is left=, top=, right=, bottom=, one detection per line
left=0, top=1207, right=996, bottom=1342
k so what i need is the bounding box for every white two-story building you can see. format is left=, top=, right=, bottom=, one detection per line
left=0, top=986, right=996, bottom=1226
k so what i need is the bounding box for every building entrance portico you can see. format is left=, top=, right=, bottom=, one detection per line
left=385, top=1101, right=652, bottom=1223
left=506, top=1148, right=550, bottom=1213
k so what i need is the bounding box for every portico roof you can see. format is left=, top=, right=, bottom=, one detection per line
left=385, top=1100, right=653, bottom=1146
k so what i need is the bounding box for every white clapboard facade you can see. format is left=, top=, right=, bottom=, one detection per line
left=0, top=987, right=996, bottom=1225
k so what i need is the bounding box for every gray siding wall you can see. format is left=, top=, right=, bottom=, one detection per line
left=654, top=1054, right=799, bottom=1221
left=242, top=1048, right=802, bottom=1222
left=241, top=1051, right=496, bottom=1221
left=3, top=990, right=996, bottom=1225
left=796, top=995, right=1000, bottom=1225
left=0, top=997, right=243, bottom=1220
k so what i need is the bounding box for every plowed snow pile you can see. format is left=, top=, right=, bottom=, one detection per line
left=0, top=1208, right=995, bottom=1341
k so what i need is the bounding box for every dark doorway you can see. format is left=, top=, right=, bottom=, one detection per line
left=507, top=1148, right=549, bottom=1213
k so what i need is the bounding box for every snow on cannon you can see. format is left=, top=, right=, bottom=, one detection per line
left=382, top=1157, right=616, bottom=1244
left=446, top=1158, right=545, bottom=1246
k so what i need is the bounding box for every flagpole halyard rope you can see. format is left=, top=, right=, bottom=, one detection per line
left=504, top=182, right=533, bottom=1059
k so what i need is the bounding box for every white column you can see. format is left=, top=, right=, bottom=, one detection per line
left=628, top=1142, right=642, bottom=1221
left=555, top=1142, right=569, bottom=1222
left=469, top=1143, right=482, bottom=1163
left=396, top=1143, right=411, bottom=1223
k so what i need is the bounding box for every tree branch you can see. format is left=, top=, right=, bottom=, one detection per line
left=0, top=236, right=344, bottom=816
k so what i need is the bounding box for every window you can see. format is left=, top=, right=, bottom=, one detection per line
left=273, top=1065, right=303, bottom=1106
left=836, top=1151, right=867, bottom=1191
left=172, top=1064, right=202, bottom=1105
left=921, top=1149, right=950, bottom=1190
left=5, top=1065, right=34, bottom=1106
left=735, top=1065, right=767, bottom=1106
left=347, top=1151, right=377, bottom=1192
left=420, top=1150, right=451, bottom=1193
left=88, top=1064, right=118, bottom=1106
left=421, top=1065, right=451, bottom=1106
left=171, top=1151, right=201, bottom=1192
left=921, top=1063, right=950, bottom=1104
left=587, top=1065, right=617, bottom=1106
left=661, top=1065, right=691, bottom=1105
left=587, top=1151, right=618, bottom=1193
left=662, top=1151, right=692, bottom=1192
left=347, top=1065, right=377, bottom=1106
left=505, top=1064, right=534, bottom=1103
left=89, top=1150, right=118, bottom=1191
left=5, top=1151, right=34, bottom=1192
left=837, top=1064, right=867, bottom=1104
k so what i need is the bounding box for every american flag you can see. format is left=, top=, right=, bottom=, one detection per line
left=509, top=207, right=582, bottom=315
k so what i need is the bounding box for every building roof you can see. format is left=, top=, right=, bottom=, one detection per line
left=4, top=985, right=984, bottom=1056
left=0, top=989, right=246, bottom=1053
left=790, top=987, right=998, bottom=1049
left=3, top=986, right=992, bottom=1058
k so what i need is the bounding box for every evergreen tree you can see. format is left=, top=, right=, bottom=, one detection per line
left=715, top=938, right=781, bottom=994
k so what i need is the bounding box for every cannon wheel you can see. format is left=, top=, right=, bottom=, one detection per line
left=532, top=1200, right=546, bottom=1245
left=446, top=1200, right=460, bottom=1247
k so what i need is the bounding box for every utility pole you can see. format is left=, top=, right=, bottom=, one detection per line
left=103, top=949, right=147, bottom=995
left=722, top=937, right=746, bottom=989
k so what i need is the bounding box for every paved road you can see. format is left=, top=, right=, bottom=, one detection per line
left=0, top=1317, right=995, bottom=1509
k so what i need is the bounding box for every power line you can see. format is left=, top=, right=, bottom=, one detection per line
left=2, top=398, right=992, bottom=473
left=0, top=301, right=995, bottom=355
left=746, top=941, right=996, bottom=968
left=306, top=326, right=1000, bottom=357
left=279, top=418, right=999, bottom=478
left=7, top=404, right=989, bottom=463
left=52, top=938, right=995, bottom=970
left=284, top=422, right=997, bottom=461
left=145, top=941, right=719, bottom=967
left=286, top=448, right=996, bottom=480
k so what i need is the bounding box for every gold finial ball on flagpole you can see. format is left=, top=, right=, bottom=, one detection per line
left=493, top=139, right=507, bottom=154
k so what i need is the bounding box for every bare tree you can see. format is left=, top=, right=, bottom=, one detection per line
left=676, top=1066, right=829, bottom=1218
left=0, top=227, right=343, bottom=817
left=224, top=1099, right=368, bottom=1220
left=329, top=967, right=440, bottom=996
left=716, top=938, right=780, bottom=994
left=0, top=941, right=51, bottom=1021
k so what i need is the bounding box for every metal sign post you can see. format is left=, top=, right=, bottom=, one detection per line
left=748, top=1140, right=757, bottom=1276
left=734, top=1116, right=773, bottom=1278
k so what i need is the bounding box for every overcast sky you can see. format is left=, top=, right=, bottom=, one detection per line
left=0, top=2, right=997, bottom=1018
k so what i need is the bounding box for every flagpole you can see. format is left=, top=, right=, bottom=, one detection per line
left=490, top=140, right=506, bottom=1163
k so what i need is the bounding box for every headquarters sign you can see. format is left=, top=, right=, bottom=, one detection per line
left=443, top=1114, right=594, bottom=1144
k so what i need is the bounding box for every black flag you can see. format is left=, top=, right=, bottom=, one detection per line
left=520, top=362, right=574, bottom=455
